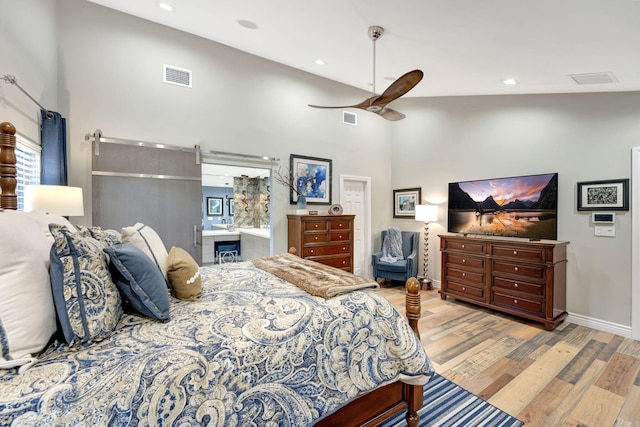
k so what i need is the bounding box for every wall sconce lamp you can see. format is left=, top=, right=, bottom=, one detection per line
left=414, top=204, right=438, bottom=289
left=24, top=185, right=85, bottom=218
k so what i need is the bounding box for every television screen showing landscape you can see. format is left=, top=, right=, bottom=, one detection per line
left=448, top=173, right=558, bottom=240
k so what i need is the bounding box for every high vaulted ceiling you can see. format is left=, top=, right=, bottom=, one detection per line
left=87, top=0, right=640, bottom=98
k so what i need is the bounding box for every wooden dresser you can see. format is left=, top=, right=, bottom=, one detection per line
left=439, top=234, right=569, bottom=330
left=287, top=214, right=354, bottom=272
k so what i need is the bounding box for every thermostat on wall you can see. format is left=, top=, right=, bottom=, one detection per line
left=592, top=212, right=615, bottom=223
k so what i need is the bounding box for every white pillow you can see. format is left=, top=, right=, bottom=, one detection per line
left=22, top=211, right=77, bottom=243
left=121, top=223, right=169, bottom=280
left=0, top=210, right=57, bottom=371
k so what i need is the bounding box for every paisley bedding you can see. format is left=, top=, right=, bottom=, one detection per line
left=0, top=261, right=433, bottom=426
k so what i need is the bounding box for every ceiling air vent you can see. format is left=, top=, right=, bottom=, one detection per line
left=164, top=64, right=192, bottom=88
left=568, top=72, right=618, bottom=85
left=343, top=111, right=357, bottom=126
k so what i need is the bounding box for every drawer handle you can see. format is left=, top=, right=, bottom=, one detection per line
left=462, top=244, right=466, bottom=248
left=514, top=283, right=519, bottom=288
left=342, top=260, right=346, bottom=265
left=462, top=273, right=466, bottom=277
left=338, top=223, right=344, bottom=228
left=339, top=235, right=343, bottom=239
left=310, top=249, right=314, bottom=253
left=462, top=259, right=466, bottom=263
left=314, top=236, right=319, bottom=240
left=314, top=224, right=319, bottom=228
left=514, top=267, right=519, bottom=272
left=514, top=299, right=518, bottom=304
left=462, top=286, right=466, bottom=291
left=513, top=250, right=518, bottom=255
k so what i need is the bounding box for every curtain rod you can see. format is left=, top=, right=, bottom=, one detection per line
left=84, top=129, right=279, bottom=163
left=1, top=74, right=54, bottom=118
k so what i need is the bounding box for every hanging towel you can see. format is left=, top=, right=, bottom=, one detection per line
left=380, top=227, right=403, bottom=262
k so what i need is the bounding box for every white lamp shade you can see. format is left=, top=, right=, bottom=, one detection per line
left=24, top=185, right=85, bottom=217
left=415, top=204, right=438, bottom=222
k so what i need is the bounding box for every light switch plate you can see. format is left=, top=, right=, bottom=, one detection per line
left=595, top=226, right=615, bottom=237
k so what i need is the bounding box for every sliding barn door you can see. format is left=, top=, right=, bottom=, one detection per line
left=92, top=142, right=202, bottom=263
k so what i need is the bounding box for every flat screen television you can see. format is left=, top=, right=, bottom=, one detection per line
left=448, top=172, right=558, bottom=240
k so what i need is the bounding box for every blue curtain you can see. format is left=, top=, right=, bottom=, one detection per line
left=40, top=109, right=68, bottom=185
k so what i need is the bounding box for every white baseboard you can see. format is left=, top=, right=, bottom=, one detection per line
left=565, top=312, right=632, bottom=338
left=430, top=280, right=631, bottom=338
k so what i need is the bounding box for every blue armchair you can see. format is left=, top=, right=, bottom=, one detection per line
left=372, top=230, right=419, bottom=282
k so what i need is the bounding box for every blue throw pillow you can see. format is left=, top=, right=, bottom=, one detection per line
left=104, top=243, right=170, bottom=321
left=49, top=224, right=123, bottom=346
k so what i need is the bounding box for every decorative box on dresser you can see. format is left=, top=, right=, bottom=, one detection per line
left=287, top=214, right=354, bottom=272
left=439, top=234, right=569, bottom=331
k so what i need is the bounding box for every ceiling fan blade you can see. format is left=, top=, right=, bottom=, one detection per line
left=378, top=108, right=406, bottom=121
left=372, top=69, right=424, bottom=106
left=308, top=94, right=381, bottom=110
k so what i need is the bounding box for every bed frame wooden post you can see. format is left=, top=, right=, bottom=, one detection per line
left=0, top=122, right=18, bottom=210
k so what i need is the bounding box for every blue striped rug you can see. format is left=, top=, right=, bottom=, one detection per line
left=378, top=374, right=524, bottom=427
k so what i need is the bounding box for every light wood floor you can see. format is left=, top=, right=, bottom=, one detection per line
left=376, top=284, right=640, bottom=427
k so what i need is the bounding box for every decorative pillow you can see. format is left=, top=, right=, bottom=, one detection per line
left=88, top=226, right=122, bottom=247
left=103, top=244, right=170, bottom=321
left=167, top=246, right=202, bottom=301
left=121, top=223, right=168, bottom=281
left=49, top=224, right=123, bottom=346
left=0, top=211, right=57, bottom=371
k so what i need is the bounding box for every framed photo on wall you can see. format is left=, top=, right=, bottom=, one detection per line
left=393, top=187, right=422, bottom=218
left=577, top=178, right=629, bottom=211
left=206, top=197, right=223, bottom=216
left=289, top=154, right=332, bottom=205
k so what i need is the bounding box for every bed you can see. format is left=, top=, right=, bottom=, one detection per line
left=0, top=121, right=433, bottom=426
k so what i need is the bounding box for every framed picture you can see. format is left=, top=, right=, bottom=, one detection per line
left=393, top=187, right=422, bottom=218
left=228, top=199, right=234, bottom=216
left=206, top=197, right=223, bottom=216
left=577, top=179, right=629, bottom=211
left=289, top=154, right=332, bottom=205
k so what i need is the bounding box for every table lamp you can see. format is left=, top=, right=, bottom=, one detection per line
left=24, top=185, right=85, bottom=217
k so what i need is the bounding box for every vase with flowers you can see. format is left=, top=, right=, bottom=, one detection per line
left=273, top=166, right=309, bottom=214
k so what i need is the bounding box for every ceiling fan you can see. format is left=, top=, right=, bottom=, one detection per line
left=308, top=25, right=423, bottom=121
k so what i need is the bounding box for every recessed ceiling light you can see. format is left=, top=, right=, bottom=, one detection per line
left=314, top=59, right=327, bottom=66
left=384, top=76, right=396, bottom=81
left=502, top=78, right=518, bottom=85
left=158, top=2, right=173, bottom=12
left=238, top=19, right=259, bottom=30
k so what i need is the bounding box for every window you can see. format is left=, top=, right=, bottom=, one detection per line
left=15, top=134, right=41, bottom=211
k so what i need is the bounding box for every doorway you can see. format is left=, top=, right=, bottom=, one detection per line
left=340, top=175, right=372, bottom=278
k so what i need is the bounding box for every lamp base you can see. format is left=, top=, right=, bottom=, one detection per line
left=417, top=276, right=432, bottom=291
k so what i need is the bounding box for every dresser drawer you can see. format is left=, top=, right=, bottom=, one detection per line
left=447, top=253, right=484, bottom=269
left=329, top=220, right=351, bottom=231
left=304, top=221, right=328, bottom=231
left=446, top=240, right=485, bottom=254
left=316, top=255, right=351, bottom=270
left=446, top=281, right=484, bottom=300
left=492, top=291, right=543, bottom=315
left=492, top=245, right=544, bottom=262
left=493, top=261, right=544, bottom=280
left=304, top=233, right=328, bottom=244
left=493, top=277, right=543, bottom=297
left=329, top=231, right=351, bottom=242
left=304, top=244, right=350, bottom=257
left=445, top=266, right=484, bottom=285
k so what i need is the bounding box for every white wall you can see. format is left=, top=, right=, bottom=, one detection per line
left=0, top=0, right=57, bottom=142
left=391, top=93, right=640, bottom=328
left=55, top=0, right=392, bottom=255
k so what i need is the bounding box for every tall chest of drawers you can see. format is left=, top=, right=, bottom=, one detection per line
left=439, top=234, right=569, bottom=330
left=287, top=214, right=355, bottom=272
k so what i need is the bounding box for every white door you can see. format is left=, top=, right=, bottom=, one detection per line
left=340, top=175, right=371, bottom=277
